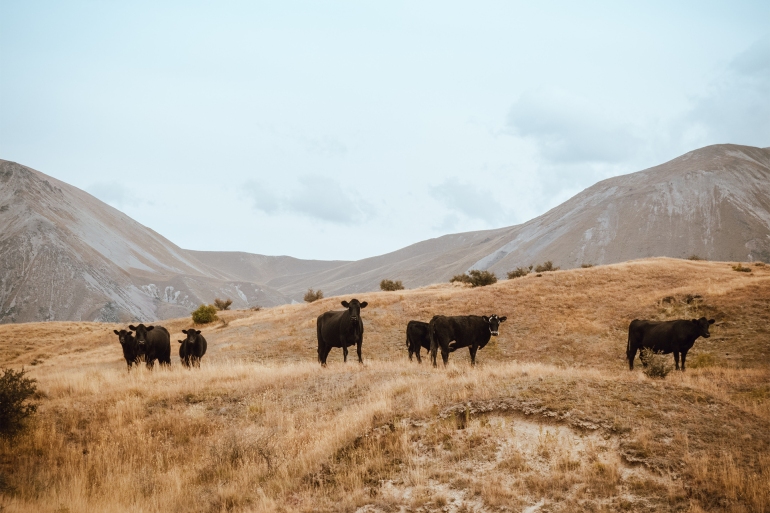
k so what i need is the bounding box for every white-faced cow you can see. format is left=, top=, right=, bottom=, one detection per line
left=627, top=317, right=716, bottom=371
left=429, top=314, right=507, bottom=367
left=114, top=329, right=141, bottom=369
left=129, top=324, right=171, bottom=369
left=179, top=329, right=207, bottom=368
left=316, top=299, right=368, bottom=366
left=406, top=320, right=431, bottom=363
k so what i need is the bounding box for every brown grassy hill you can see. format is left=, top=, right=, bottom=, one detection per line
left=1, top=259, right=769, bottom=512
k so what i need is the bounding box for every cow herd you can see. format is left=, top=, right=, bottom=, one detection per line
left=114, top=298, right=716, bottom=372
left=113, top=324, right=207, bottom=369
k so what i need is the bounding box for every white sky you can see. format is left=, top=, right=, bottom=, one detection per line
left=2, top=1, right=769, bottom=260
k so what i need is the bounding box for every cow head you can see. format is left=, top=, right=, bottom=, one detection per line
left=482, top=315, right=507, bottom=336
left=181, top=329, right=201, bottom=344
left=114, top=329, right=136, bottom=350
left=129, top=324, right=155, bottom=353
left=692, top=317, right=716, bottom=338
left=341, top=299, right=368, bottom=322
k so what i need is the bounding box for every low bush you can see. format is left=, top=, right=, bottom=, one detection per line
left=0, top=367, right=37, bottom=439
left=506, top=266, right=532, bottom=279
left=192, top=304, right=218, bottom=324
left=581, top=263, right=594, bottom=268
left=304, top=289, right=324, bottom=303
left=214, top=298, right=233, bottom=311
left=451, top=270, right=497, bottom=287
left=732, top=263, right=752, bottom=273
left=640, top=348, right=673, bottom=379
left=688, top=255, right=704, bottom=261
left=380, top=279, right=404, bottom=291
left=534, top=261, right=560, bottom=273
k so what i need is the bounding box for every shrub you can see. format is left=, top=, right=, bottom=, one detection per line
left=640, top=349, right=673, bottom=379
left=506, top=266, right=531, bottom=279
left=732, top=263, right=752, bottom=273
left=534, top=261, right=559, bottom=273
left=304, top=289, right=323, bottom=303
left=214, top=298, right=233, bottom=311
left=688, top=255, right=704, bottom=261
left=581, top=263, right=594, bottom=268
left=380, top=279, right=404, bottom=291
left=756, top=262, right=767, bottom=267
left=451, top=270, right=497, bottom=287
left=688, top=352, right=719, bottom=369
left=250, top=305, right=262, bottom=312
left=0, top=367, right=37, bottom=439
left=191, top=304, right=218, bottom=324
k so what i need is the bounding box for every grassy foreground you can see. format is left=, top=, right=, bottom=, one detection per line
left=1, top=258, right=769, bottom=512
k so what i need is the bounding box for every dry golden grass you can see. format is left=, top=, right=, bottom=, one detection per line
left=1, top=258, right=769, bottom=512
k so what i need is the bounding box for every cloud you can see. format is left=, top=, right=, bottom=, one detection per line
left=430, top=177, right=506, bottom=224
left=244, top=174, right=369, bottom=224
left=680, top=37, right=770, bottom=148
left=87, top=181, right=131, bottom=207
left=506, top=88, right=641, bottom=165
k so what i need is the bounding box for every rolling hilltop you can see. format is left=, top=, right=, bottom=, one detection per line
left=1, top=143, right=768, bottom=323
left=2, top=259, right=769, bottom=512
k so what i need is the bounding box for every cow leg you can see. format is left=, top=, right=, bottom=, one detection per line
left=430, top=343, right=438, bottom=368
left=674, top=352, right=680, bottom=371
left=441, top=348, right=450, bottom=367
left=357, top=341, right=363, bottom=364
left=469, top=345, right=478, bottom=366
left=680, top=350, right=687, bottom=371
left=627, top=346, right=637, bottom=370
left=343, top=346, right=349, bottom=363
left=408, top=346, right=414, bottom=361
left=415, top=348, right=422, bottom=364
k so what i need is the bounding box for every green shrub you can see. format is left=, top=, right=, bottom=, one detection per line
left=0, top=367, right=37, bottom=439
left=732, top=263, right=752, bottom=273
left=191, top=304, right=218, bottom=324
left=506, top=266, right=531, bottom=279
left=214, top=298, right=233, bottom=311
left=304, top=289, right=324, bottom=303
left=640, top=349, right=673, bottom=379
left=534, top=261, right=559, bottom=273
left=451, top=270, right=497, bottom=287
left=380, top=279, right=404, bottom=291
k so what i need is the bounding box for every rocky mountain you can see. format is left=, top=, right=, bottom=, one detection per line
left=257, top=144, right=770, bottom=299
left=0, top=160, right=344, bottom=323
left=2, top=143, right=768, bottom=322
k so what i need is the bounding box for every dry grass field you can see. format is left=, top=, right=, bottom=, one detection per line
left=1, top=258, right=769, bottom=512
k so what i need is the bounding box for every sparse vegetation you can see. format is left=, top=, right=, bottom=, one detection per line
left=450, top=269, right=497, bottom=287
left=250, top=305, right=263, bottom=312
left=380, top=279, right=404, bottom=291
left=213, top=298, right=233, bottom=311
left=581, top=263, right=594, bottom=268
left=733, top=263, right=752, bottom=272
left=0, top=367, right=37, bottom=439
left=304, top=288, right=324, bottom=302
left=688, top=254, right=705, bottom=261
left=506, top=266, right=532, bottom=279
left=191, top=304, right=218, bottom=324
left=534, top=260, right=559, bottom=273
left=640, top=348, right=673, bottom=379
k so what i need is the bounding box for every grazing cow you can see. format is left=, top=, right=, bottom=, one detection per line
left=129, top=324, right=171, bottom=369
left=406, top=320, right=431, bottom=363
left=627, top=317, right=716, bottom=371
left=114, top=329, right=141, bottom=369
left=317, top=299, right=368, bottom=366
left=179, top=329, right=207, bottom=368
left=430, top=314, right=507, bottom=367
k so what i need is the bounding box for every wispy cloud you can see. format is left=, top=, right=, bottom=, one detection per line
left=430, top=177, right=506, bottom=224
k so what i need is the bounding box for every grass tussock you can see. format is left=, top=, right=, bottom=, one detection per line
left=1, top=258, right=770, bottom=512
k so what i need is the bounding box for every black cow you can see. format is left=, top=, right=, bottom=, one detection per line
left=429, top=314, right=507, bottom=367
left=627, top=317, right=716, bottom=371
left=114, top=329, right=141, bottom=369
left=317, top=299, right=368, bottom=366
left=129, top=324, right=171, bottom=369
left=179, top=329, right=207, bottom=368
left=406, top=320, right=431, bottom=363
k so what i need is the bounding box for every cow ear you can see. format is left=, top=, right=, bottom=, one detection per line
left=499, top=316, right=507, bottom=323
left=341, top=301, right=349, bottom=308
left=114, top=330, right=120, bottom=335
left=482, top=316, right=489, bottom=322
left=128, top=325, right=137, bottom=330
left=146, top=326, right=154, bottom=331
left=178, top=340, right=183, bottom=343
left=181, top=329, right=188, bottom=334
left=360, top=302, right=368, bottom=308
left=709, top=319, right=715, bottom=324
left=195, top=330, right=201, bottom=334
